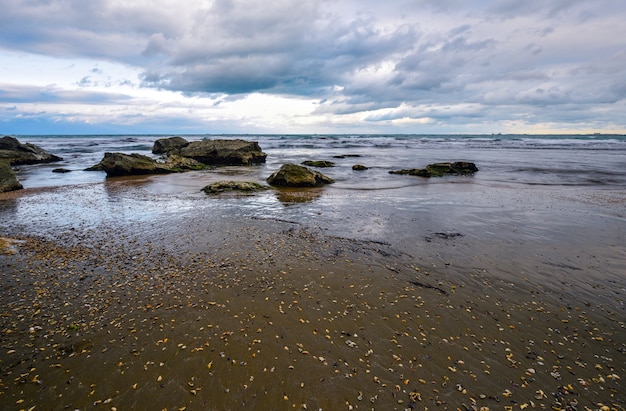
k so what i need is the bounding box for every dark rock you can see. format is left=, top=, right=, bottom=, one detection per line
left=302, top=160, right=335, bottom=168
left=86, top=152, right=175, bottom=177
left=267, top=163, right=334, bottom=187
left=152, top=136, right=189, bottom=154
left=86, top=152, right=208, bottom=177
left=163, top=155, right=208, bottom=172
left=0, top=161, right=23, bottom=192
left=52, top=168, right=72, bottom=173
left=202, top=181, right=270, bottom=195
left=0, top=136, right=63, bottom=165
left=169, top=139, right=267, bottom=165
left=352, top=164, right=369, bottom=171
left=390, top=161, right=478, bottom=177
left=333, top=154, right=362, bottom=159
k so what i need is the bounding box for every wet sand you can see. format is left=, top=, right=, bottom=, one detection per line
left=1, top=180, right=625, bottom=410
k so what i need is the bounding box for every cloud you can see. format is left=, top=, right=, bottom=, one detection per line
left=0, top=0, right=625, bottom=133
left=0, top=83, right=132, bottom=104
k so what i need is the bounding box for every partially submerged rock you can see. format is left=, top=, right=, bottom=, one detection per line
left=87, top=152, right=208, bottom=177
left=390, top=162, right=478, bottom=177
left=302, top=160, right=335, bottom=168
left=352, top=164, right=369, bottom=171
left=86, top=153, right=175, bottom=177
left=152, top=136, right=189, bottom=154
left=267, top=163, right=334, bottom=187
left=168, top=139, right=267, bottom=165
left=0, top=136, right=63, bottom=165
left=202, top=181, right=270, bottom=195
left=0, top=161, right=23, bottom=192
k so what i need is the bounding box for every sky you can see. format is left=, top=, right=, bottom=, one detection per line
left=1, top=0, right=625, bottom=135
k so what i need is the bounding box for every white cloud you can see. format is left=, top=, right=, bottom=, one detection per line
left=0, top=0, right=625, bottom=134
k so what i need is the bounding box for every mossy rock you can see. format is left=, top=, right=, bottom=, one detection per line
left=267, top=163, right=334, bottom=187
left=352, top=164, right=369, bottom=171
left=302, top=160, right=335, bottom=168
left=390, top=162, right=478, bottom=177
left=202, top=181, right=270, bottom=195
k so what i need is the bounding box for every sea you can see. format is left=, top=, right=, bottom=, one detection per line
left=6, top=133, right=625, bottom=281
left=10, top=133, right=626, bottom=189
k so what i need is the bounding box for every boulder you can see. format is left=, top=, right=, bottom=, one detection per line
left=0, top=136, right=63, bottom=165
left=202, top=181, right=270, bottom=195
left=267, top=163, right=334, bottom=187
left=152, top=136, right=189, bottom=154
left=390, top=161, right=478, bottom=177
left=86, top=152, right=208, bottom=177
left=86, top=152, right=175, bottom=177
left=302, top=160, right=335, bottom=168
left=169, top=139, right=267, bottom=165
left=0, top=161, right=23, bottom=192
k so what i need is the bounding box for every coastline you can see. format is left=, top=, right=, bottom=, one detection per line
left=1, top=177, right=625, bottom=409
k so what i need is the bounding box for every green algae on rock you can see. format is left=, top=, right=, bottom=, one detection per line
left=301, top=160, right=335, bottom=168
left=201, top=181, right=270, bottom=195
left=267, top=163, right=334, bottom=187
left=390, top=161, right=478, bottom=177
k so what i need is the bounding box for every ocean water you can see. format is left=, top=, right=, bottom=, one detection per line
left=5, top=134, right=625, bottom=284
left=9, top=133, right=626, bottom=190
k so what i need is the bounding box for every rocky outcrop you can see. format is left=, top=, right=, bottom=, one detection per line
left=86, top=153, right=172, bottom=176
left=0, top=161, right=23, bottom=192
left=164, top=139, right=266, bottom=165
left=0, top=136, right=63, bottom=165
left=202, top=181, right=270, bottom=195
left=302, top=160, right=335, bottom=168
left=87, top=152, right=208, bottom=177
left=267, top=163, right=334, bottom=187
left=152, top=136, right=189, bottom=154
left=390, top=162, right=478, bottom=177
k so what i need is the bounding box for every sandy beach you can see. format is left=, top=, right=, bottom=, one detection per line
left=1, top=173, right=624, bottom=410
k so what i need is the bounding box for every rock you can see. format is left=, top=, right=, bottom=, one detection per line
left=0, top=161, right=23, bottom=192
left=169, top=139, right=267, bottom=165
left=52, top=168, right=72, bottom=173
left=87, top=152, right=208, bottom=177
left=302, top=160, right=335, bottom=168
left=152, top=136, right=189, bottom=154
left=390, top=161, right=478, bottom=177
left=352, top=164, right=369, bottom=171
left=202, top=181, right=270, bottom=195
left=333, top=154, right=362, bottom=159
left=267, top=163, right=334, bottom=187
left=163, top=154, right=208, bottom=172
left=86, top=152, right=175, bottom=177
left=0, top=136, right=63, bottom=165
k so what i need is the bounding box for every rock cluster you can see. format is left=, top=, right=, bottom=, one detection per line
left=155, top=137, right=267, bottom=165
left=390, top=162, right=478, bottom=177
left=88, top=137, right=267, bottom=177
